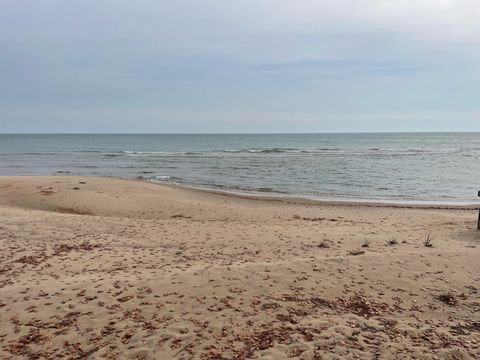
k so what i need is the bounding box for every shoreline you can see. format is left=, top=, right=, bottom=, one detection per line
left=148, top=178, right=480, bottom=210
left=2, top=174, right=479, bottom=210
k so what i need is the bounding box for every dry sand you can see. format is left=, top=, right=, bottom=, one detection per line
left=0, top=176, right=479, bottom=359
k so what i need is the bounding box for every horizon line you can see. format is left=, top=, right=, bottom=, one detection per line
left=1, top=131, right=479, bottom=135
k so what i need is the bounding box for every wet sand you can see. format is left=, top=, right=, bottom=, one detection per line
left=0, top=176, right=479, bottom=359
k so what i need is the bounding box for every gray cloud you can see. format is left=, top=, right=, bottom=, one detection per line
left=0, top=0, right=479, bottom=132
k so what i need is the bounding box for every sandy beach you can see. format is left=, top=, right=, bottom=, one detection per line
left=0, top=176, right=479, bottom=359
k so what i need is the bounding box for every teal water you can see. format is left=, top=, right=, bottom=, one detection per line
left=0, top=133, right=479, bottom=204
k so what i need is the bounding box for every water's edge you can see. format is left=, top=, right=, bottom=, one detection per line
left=147, top=178, right=480, bottom=210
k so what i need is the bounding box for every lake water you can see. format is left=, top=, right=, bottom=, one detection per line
left=1, top=133, right=479, bottom=204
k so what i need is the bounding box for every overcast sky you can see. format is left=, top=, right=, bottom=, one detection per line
left=1, top=0, right=479, bottom=133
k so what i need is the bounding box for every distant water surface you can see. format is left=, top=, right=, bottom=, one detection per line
left=0, top=133, right=479, bottom=204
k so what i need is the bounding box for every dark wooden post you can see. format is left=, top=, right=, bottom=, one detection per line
left=478, top=191, right=480, bottom=230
